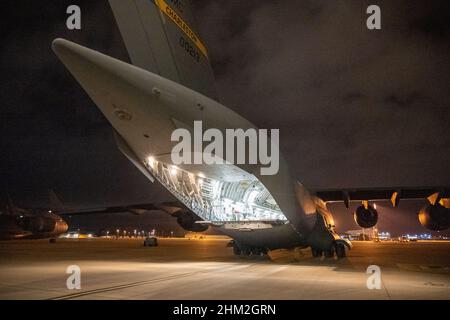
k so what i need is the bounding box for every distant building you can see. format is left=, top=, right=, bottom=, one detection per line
left=342, top=230, right=371, bottom=241
left=342, top=229, right=391, bottom=241
left=378, top=232, right=391, bottom=240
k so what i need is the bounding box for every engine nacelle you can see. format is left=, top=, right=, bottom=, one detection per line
left=418, top=204, right=450, bottom=231
left=21, top=216, right=57, bottom=233
left=18, top=214, right=68, bottom=235
left=354, top=205, right=378, bottom=228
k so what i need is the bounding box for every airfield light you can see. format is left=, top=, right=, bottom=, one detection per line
left=170, top=166, right=178, bottom=176
left=373, top=203, right=377, bottom=210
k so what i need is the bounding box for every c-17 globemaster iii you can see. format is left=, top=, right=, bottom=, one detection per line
left=52, top=0, right=449, bottom=258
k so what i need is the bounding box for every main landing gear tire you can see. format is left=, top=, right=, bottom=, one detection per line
left=311, top=248, right=323, bottom=258
left=324, top=249, right=334, bottom=258
left=233, top=243, right=267, bottom=257
left=251, top=247, right=268, bottom=256
left=335, top=243, right=347, bottom=258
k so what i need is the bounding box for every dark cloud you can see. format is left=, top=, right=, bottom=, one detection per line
left=0, top=1, right=449, bottom=234
left=194, top=0, right=450, bottom=188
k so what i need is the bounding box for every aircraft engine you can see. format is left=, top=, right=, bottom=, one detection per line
left=22, top=216, right=57, bottom=233
left=418, top=203, right=450, bottom=231
left=354, top=205, right=378, bottom=228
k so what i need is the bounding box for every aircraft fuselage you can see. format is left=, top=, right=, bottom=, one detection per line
left=52, top=39, right=346, bottom=253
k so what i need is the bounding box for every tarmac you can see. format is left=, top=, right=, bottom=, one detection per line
left=0, top=238, right=449, bottom=300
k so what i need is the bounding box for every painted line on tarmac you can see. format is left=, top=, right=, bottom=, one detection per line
left=48, top=263, right=256, bottom=300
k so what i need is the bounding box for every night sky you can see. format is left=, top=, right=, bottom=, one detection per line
left=0, top=1, right=449, bottom=235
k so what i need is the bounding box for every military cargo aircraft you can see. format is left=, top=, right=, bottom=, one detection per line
left=51, top=0, right=449, bottom=258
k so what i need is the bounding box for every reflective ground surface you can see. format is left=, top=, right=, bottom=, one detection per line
left=0, top=238, right=449, bottom=300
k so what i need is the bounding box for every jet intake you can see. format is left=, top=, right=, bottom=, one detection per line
left=354, top=205, right=378, bottom=228
left=418, top=203, right=450, bottom=231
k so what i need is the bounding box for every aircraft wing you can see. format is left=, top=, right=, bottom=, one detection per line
left=58, top=201, right=183, bottom=216
left=59, top=200, right=209, bottom=232
left=314, top=187, right=450, bottom=208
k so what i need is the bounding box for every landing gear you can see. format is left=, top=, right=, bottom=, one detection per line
left=317, top=246, right=344, bottom=259
left=324, top=248, right=334, bottom=258
left=311, top=248, right=323, bottom=258
left=241, top=247, right=251, bottom=256
left=335, top=243, right=347, bottom=258
left=311, top=241, right=349, bottom=259
left=251, top=247, right=268, bottom=256
left=232, top=242, right=267, bottom=257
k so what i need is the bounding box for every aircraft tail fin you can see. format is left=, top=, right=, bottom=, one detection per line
left=0, top=193, right=18, bottom=216
left=109, top=0, right=218, bottom=100
left=5, top=194, right=17, bottom=216
left=48, top=190, right=66, bottom=213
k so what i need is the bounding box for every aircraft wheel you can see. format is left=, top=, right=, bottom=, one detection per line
left=335, top=243, right=346, bottom=258
left=311, top=248, right=322, bottom=257
left=324, top=248, right=334, bottom=258
left=252, top=247, right=265, bottom=256
left=258, top=248, right=267, bottom=256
